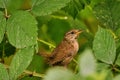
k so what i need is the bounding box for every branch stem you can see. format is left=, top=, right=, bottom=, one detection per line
left=4, top=64, right=44, bottom=78
left=37, top=38, right=55, bottom=48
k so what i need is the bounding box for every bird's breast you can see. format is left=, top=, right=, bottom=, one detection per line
left=72, top=40, right=79, bottom=53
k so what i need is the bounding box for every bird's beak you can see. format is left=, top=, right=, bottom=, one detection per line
left=76, top=30, right=84, bottom=35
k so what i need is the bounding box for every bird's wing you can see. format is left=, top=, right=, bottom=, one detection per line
left=48, top=40, right=74, bottom=65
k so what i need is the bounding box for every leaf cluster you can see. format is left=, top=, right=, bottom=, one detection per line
left=0, top=0, right=120, bottom=80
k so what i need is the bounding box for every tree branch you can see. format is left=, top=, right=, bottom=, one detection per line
left=4, top=64, right=44, bottom=78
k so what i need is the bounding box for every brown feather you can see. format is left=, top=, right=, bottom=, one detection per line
left=39, top=29, right=83, bottom=67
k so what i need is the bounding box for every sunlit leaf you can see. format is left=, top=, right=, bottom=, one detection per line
left=0, top=11, right=6, bottom=43
left=79, top=49, right=96, bottom=76
left=44, top=67, right=75, bottom=80
left=31, top=0, right=71, bottom=16
left=93, top=27, right=116, bottom=64
left=9, top=46, right=34, bottom=80
left=92, top=70, right=109, bottom=80
left=0, top=63, right=9, bottom=80
left=93, top=0, right=120, bottom=31
left=7, top=11, right=37, bottom=48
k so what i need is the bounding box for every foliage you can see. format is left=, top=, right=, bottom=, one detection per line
left=93, top=27, right=116, bottom=64
left=0, top=0, right=120, bottom=80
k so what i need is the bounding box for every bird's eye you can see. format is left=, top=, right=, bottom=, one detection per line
left=70, top=31, right=74, bottom=34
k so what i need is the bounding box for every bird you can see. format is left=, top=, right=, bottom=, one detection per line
left=39, top=29, right=83, bottom=67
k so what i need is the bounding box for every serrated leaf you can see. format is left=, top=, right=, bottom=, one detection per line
left=93, top=0, right=120, bottom=30
left=0, top=0, right=24, bottom=11
left=63, top=0, right=84, bottom=18
left=116, top=53, right=120, bottom=66
left=9, top=46, right=34, bottom=80
left=93, top=27, right=116, bottom=64
left=6, top=0, right=24, bottom=13
left=115, top=40, right=120, bottom=66
left=97, top=62, right=109, bottom=71
left=7, top=11, right=37, bottom=48
left=0, top=11, right=6, bottom=43
left=44, top=67, right=75, bottom=80
left=31, top=0, right=71, bottom=16
left=0, top=63, right=9, bottom=80
left=79, top=49, right=96, bottom=76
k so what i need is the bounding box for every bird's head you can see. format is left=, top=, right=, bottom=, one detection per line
left=64, top=29, right=83, bottom=41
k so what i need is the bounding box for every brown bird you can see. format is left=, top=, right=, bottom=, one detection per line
left=39, top=29, right=83, bottom=67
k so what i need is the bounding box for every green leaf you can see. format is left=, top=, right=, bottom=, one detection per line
left=44, top=67, right=75, bottom=80
left=79, top=49, right=96, bottom=76
left=114, top=75, right=120, bottom=80
left=19, top=76, right=40, bottom=80
left=93, top=0, right=120, bottom=31
left=0, top=63, right=9, bottom=80
left=105, top=71, right=113, bottom=80
left=0, top=11, right=6, bottom=43
left=115, top=28, right=120, bottom=37
left=0, top=0, right=5, bottom=8
left=7, top=11, right=37, bottom=48
left=47, top=18, right=71, bottom=44
left=92, top=70, right=109, bottom=80
left=116, top=53, right=120, bottom=66
left=63, top=0, right=84, bottom=18
left=0, top=0, right=24, bottom=11
left=97, top=62, right=109, bottom=71
left=27, top=55, right=45, bottom=73
left=6, top=0, right=24, bottom=13
left=115, top=39, right=120, bottom=66
left=31, top=0, right=71, bottom=16
left=93, top=27, right=116, bottom=64
left=9, top=46, right=34, bottom=80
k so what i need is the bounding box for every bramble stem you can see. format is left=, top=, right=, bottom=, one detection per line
left=24, top=70, right=44, bottom=78
left=37, top=38, right=55, bottom=48
left=4, top=64, right=44, bottom=78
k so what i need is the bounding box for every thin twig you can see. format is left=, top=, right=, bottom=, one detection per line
left=24, top=70, right=44, bottom=78
left=37, top=39, right=79, bottom=65
left=4, top=8, right=10, bottom=18
left=37, top=38, right=55, bottom=48
left=4, top=64, right=44, bottom=78
left=73, top=59, right=78, bottom=64
left=113, top=67, right=120, bottom=72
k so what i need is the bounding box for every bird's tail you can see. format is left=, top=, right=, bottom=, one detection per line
left=38, top=49, right=51, bottom=59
